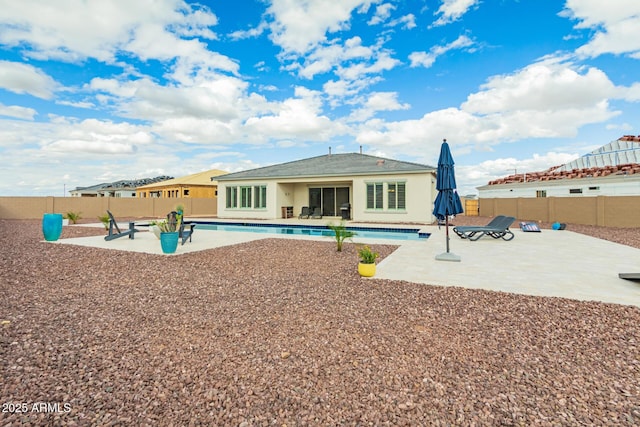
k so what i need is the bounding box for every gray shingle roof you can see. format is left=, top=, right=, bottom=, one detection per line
left=215, top=153, right=435, bottom=181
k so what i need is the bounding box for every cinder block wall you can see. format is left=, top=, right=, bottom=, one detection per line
left=479, top=196, right=640, bottom=227
left=0, top=197, right=217, bottom=220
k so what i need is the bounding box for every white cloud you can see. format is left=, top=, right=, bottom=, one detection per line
left=265, top=0, right=374, bottom=55
left=368, top=3, right=396, bottom=25
left=90, top=74, right=248, bottom=122
left=356, top=58, right=622, bottom=160
left=336, top=50, right=399, bottom=81
left=409, top=35, right=474, bottom=68
left=0, top=0, right=235, bottom=75
left=259, top=0, right=403, bottom=101
left=228, top=21, right=269, bottom=41
left=561, top=0, right=640, bottom=58
left=431, top=0, right=479, bottom=27
left=244, top=86, right=341, bottom=141
left=0, top=103, right=37, bottom=120
left=0, top=60, right=58, bottom=99
left=456, top=151, right=580, bottom=195
left=462, top=58, right=617, bottom=114
left=605, top=122, right=634, bottom=131
left=39, top=118, right=153, bottom=155
left=349, top=91, right=410, bottom=121
left=297, top=36, right=373, bottom=79
left=43, top=139, right=137, bottom=154
left=387, top=14, right=417, bottom=30
left=356, top=107, right=482, bottom=161
left=621, top=82, right=640, bottom=102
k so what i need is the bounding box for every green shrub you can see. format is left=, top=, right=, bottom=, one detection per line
left=98, top=213, right=110, bottom=230
left=358, top=245, right=379, bottom=264
left=64, top=211, right=82, bottom=224
left=327, top=220, right=356, bottom=252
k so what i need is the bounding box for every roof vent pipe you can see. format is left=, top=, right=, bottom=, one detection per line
left=360, top=145, right=362, bottom=154
left=328, top=146, right=331, bottom=157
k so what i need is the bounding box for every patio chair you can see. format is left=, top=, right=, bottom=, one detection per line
left=167, top=211, right=196, bottom=245
left=105, top=210, right=138, bottom=241
left=452, top=215, right=516, bottom=241
left=310, top=207, right=323, bottom=219
left=298, top=206, right=310, bottom=219
left=619, top=273, right=640, bottom=281
left=452, top=215, right=506, bottom=238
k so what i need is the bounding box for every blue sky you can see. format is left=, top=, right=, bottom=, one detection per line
left=1, top=0, right=639, bottom=196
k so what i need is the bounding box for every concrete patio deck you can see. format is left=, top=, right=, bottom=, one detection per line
left=55, top=219, right=640, bottom=308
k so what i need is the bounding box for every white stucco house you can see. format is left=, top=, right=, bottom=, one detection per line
left=214, top=153, right=437, bottom=223
left=477, top=136, right=640, bottom=198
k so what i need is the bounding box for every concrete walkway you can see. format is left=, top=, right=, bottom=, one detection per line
left=55, top=221, right=640, bottom=308
left=375, top=226, right=640, bottom=308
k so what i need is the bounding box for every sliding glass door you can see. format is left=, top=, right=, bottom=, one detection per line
left=309, top=186, right=349, bottom=216
left=322, top=188, right=335, bottom=216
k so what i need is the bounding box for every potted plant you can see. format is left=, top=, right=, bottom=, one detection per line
left=357, top=245, right=379, bottom=277
left=327, top=220, right=356, bottom=252
left=157, top=213, right=182, bottom=254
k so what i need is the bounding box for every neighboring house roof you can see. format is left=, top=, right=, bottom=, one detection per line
left=71, top=176, right=173, bottom=193
left=484, top=135, right=640, bottom=186
left=555, top=135, right=640, bottom=171
left=215, top=153, right=435, bottom=181
left=136, top=169, right=228, bottom=189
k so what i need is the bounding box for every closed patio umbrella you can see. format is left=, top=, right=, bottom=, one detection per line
left=433, top=139, right=464, bottom=262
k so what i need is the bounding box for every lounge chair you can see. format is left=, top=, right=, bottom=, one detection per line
left=105, top=210, right=138, bottom=241
left=452, top=215, right=516, bottom=241
left=310, top=207, right=323, bottom=219
left=167, top=211, right=196, bottom=245
left=619, top=273, right=640, bottom=281
left=298, top=206, right=310, bottom=219
left=452, top=215, right=506, bottom=237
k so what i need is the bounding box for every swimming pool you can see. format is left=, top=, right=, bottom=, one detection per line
left=194, top=221, right=429, bottom=241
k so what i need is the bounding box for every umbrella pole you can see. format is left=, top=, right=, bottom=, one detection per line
left=435, top=214, right=461, bottom=262
left=445, top=216, right=450, bottom=253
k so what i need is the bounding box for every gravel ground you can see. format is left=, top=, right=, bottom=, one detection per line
left=1, top=218, right=639, bottom=426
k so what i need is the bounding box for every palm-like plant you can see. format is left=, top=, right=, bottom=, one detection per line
left=328, top=220, right=356, bottom=252
left=98, top=213, right=110, bottom=230
left=64, top=211, right=82, bottom=224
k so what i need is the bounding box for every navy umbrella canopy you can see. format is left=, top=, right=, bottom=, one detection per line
left=433, top=139, right=463, bottom=261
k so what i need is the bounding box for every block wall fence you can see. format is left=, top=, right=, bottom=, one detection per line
left=1, top=196, right=638, bottom=227
left=0, top=197, right=217, bottom=220
left=479, top=196, right=640, bottom=227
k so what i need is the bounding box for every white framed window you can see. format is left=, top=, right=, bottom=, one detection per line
left=387, top=182, right=406, bottom=210
left=366, top=183, right=383, bottom=209
left=240, top=186, right=252, bottom=208
left=367, top=181, right=406, bottom=211
left=226, top=184, right=267, bottom=209
left=226, top=186, right=238, bottom=208
left=253, top=185, right=267, bottom=208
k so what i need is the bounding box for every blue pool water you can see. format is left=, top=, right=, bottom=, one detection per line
left=195, top=222, right=429, bottom=241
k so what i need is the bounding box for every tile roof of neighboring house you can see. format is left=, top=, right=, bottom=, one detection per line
left=136, top=169, right=228, bottom=189
left=72, top=176, right=173, bottom=192
left=215, top=153, right=435, bottom=181
left=486, top=135, right=640, bottom=186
